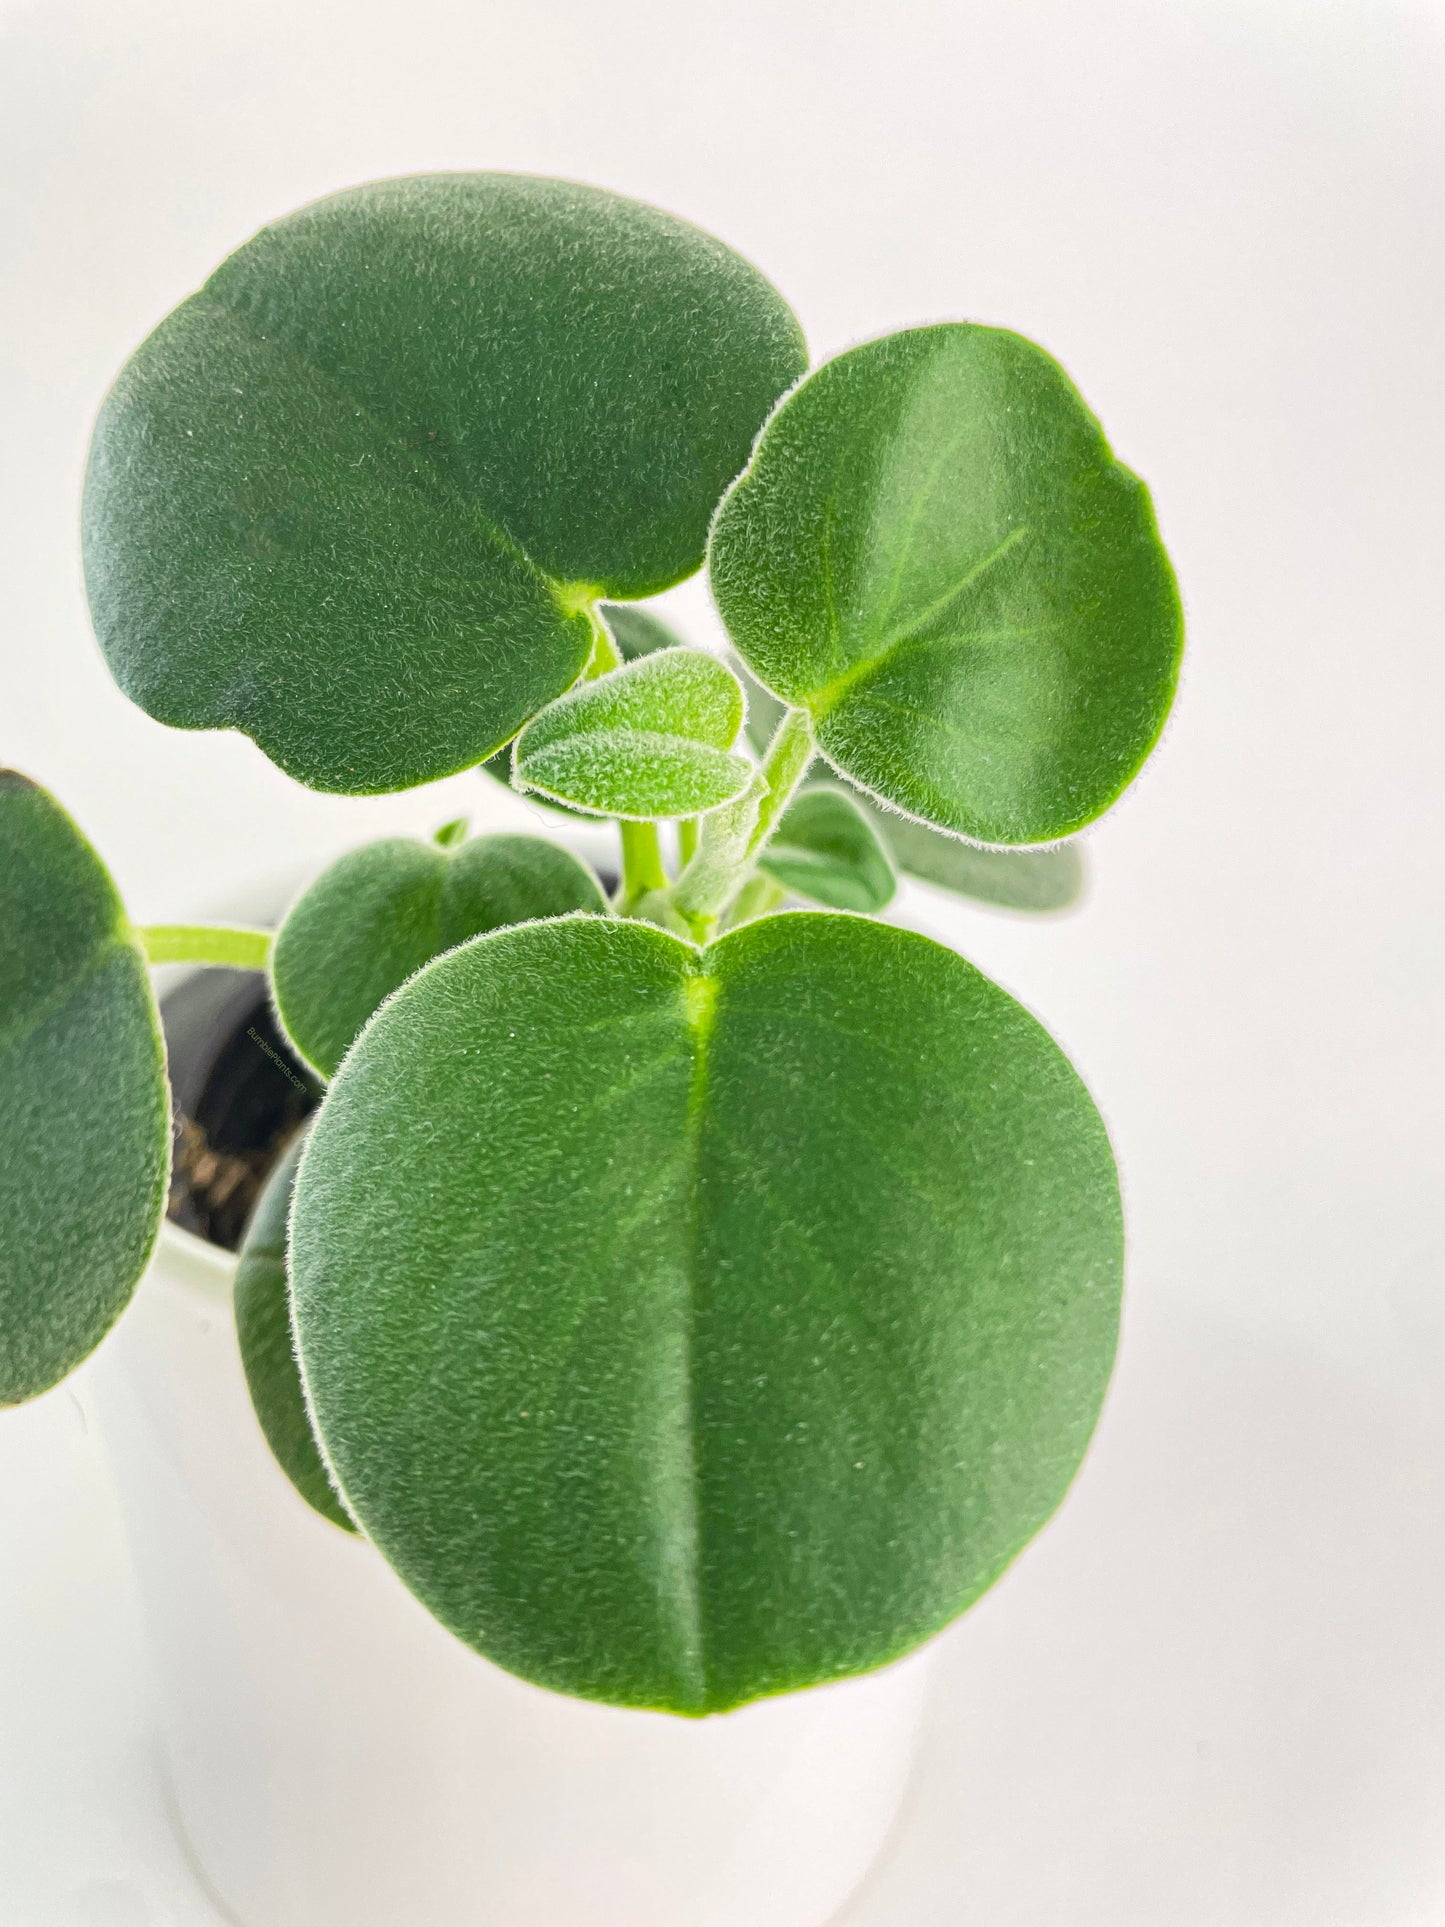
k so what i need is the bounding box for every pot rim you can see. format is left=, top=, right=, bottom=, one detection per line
left=154, top=1214, right=239, bottom=1305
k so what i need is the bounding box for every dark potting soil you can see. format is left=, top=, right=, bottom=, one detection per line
left=160, top=968, right=321, bottom=1252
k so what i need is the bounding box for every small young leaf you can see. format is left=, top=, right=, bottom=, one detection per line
left=710, top=324, right=1183, bottom=845
left=758, top=785, right=896, bottom=913
left=0, top=773, right=169, bottom=1404
left=83, top=175, right=806, bottom=794
left=512, top=650, right=753, bottom=820
left=478, top=601, right=691, bottom=800
left=272, top=832, right=607, bottom=1080
left=234, top=1131, right=354, bottom=1531
left=291, top=912, right=1121, bottom=1714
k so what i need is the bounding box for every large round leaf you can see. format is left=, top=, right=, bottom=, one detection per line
left=83, top=175, right=807, bottom=794
left=234, top=1130, right=354, bottom=1531
left=272, top=831, right=607, bottom=1079
left=710, top=324, right=1182, bottom=844
left=732, top=649, right=1087, bottom=910
left=291, top=912, right=1121, bottom=1713
left=0, top=774, right=169, bottom=1404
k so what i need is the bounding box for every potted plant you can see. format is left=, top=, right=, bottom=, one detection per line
left=0, top=173, right=1181, bottom=1926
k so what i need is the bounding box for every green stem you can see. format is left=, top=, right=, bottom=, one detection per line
left=677, top=816, right=699, bottom=867
left=748, top=706, right=815, bottom=858
left=618, top=821, right=668, bottom=909
left=583, top=608, right=623, bottom=679
left=669, top=770, right=768, bottom=924
left=137, top=923, right=272, bottom=969
left=668, top=708, right=815, bottom=928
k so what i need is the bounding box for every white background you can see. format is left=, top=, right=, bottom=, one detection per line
left=2, top=1, right=1444, bottom=1921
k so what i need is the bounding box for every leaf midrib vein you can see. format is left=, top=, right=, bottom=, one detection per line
left=670, top=968, right=718, bottom=1711
left=807, top=526, right=1031, bottom=720
left=198, top=293, right=568, bottom=605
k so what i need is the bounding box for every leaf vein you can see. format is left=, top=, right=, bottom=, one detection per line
left=196, top=293, right=566, bottom=604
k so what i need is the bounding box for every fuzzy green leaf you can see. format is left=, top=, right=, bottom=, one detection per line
left=710, top=324, right=1182, bottom=845
left=733, top=649, right=1086, bottom=913
left=291, top=912, right=1121, bottom=1714
left=272, top=832, right=606, bottom=1079
left=234, top=1132, right=354, bottom=1531
left=0, top=774, right=169, bottom=1404
left=83, top=175, right=806, bottom=795
left=512, top=649, right=753, bottom=819
left=758, top=785, right=896, bottom=913
left=479, top=601, right=690, bottom=801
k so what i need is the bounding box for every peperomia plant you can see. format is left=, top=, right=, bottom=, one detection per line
left=0, top=174, right=1181, bottom=1714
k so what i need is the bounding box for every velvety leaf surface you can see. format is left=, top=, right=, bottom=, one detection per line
left=710, top=324, right=1182, bottom=844
left=479, top=601, right=690, bottom=797
left=234, top=1131, right=354, bottom=1530
left=733, top=649, right=1087, bottom=912
left=0, top=774, right=169, bottom=1404
left=272, top=832, right=606, bottom=1079
left=512, top=649, right=753, bottom=819
left=83, top=174, right=806, bottom=793
left=291, top=912, right=1121, bottom=1713
left=758, top=785, right=896, bottom=913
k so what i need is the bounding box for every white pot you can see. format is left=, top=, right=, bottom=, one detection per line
left=88, top=1193, right=931, bottom=1927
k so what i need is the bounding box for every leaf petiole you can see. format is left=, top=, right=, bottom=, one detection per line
left=660, top=707, right=815, bottom=929
left=617, top=822, right=668, bottom=911
left=668, top=769, right=766, bottom=923
left=747, top=707, right=815, bottom=859
left=137, top=923, right=272, bottom=969
left=582, top=608, right=623, bottom=680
